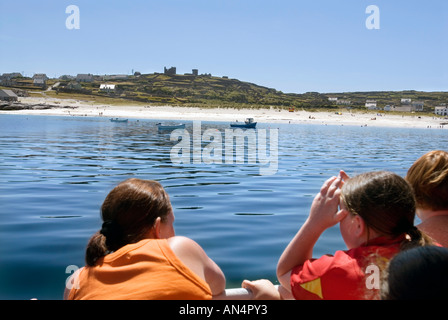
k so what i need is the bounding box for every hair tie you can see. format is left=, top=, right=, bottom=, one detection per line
left=407, top=225, right=420, bottom=240
left=100, top=220, right=122, bottom=241
left=408, top=225, right=418, bottom=233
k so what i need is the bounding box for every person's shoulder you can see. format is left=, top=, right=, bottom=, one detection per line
left=166, top=236, right=214, bottom=285
left=167, top=235, right=199, bottom=246
left=167, top=236, right=207, bottom=257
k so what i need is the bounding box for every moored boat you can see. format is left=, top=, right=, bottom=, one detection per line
left=110, top=118, right=128, bottom=123
left=230, top=118, right=257, bottom=129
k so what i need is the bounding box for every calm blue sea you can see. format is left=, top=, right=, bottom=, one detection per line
left=0, top=113, right=447, bottom=299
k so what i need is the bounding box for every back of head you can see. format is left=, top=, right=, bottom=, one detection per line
left=85, top=178, right=172, bottom=266
left=406, top=150, right=448, bottom=211
left=341, top=171, right=416, bottom=239
left=381, top=245, right=448, bottom=300
left=341, top=171, right=432, bottom=250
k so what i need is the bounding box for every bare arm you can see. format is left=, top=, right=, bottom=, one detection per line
left=241, top=279, right=294, bottom=300
left=277, top=175, right=347, bottom=290
left=168, top=236, right=226, bottom=296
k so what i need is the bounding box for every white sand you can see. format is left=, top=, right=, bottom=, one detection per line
left=2, top=96, right=447, bottom=129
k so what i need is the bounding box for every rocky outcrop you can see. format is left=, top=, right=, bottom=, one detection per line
left=0, top=102, right=77, bottom=111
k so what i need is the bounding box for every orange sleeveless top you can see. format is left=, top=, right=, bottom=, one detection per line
left=68, top=239, right=212, bottom=300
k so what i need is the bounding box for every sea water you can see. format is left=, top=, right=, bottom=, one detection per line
left=0, top=114, right=446, bottom=299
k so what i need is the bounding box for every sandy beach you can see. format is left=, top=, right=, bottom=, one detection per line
left=1, top=96, right=447, bottom=129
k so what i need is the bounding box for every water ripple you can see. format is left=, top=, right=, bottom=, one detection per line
left=1, top=115, right=448, bottom=299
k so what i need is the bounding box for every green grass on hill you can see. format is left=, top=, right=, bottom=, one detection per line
left=4, top=74, right=448, bottom=112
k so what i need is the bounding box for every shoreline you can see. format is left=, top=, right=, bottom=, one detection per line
left=1, top=96, right=447, bottom=129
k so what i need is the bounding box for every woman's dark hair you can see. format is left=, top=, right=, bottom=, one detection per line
left=340, top=171, right=432, bottom=250
left=381, top=245, right=448, bottom=299
left=85, top=179, right=172, bottom=266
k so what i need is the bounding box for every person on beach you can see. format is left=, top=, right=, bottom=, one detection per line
left=406, top=150, right=448, bottom=247
left=64, top=178, right=225, bottom=300
left=381, top=245, right=448, bottom=300
left=273, top=170, right=432, bottom=300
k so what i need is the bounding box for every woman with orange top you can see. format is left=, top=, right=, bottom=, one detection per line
left=64, top=178, right=225, bottom=300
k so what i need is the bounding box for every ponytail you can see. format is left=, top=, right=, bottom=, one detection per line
left=85, top=231, right=108, bottom=267
left=400, top=226, right=433, bottom=251
left=85, top=220, right=124, bottom=266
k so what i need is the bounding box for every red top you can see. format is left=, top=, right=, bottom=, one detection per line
left=290, top=235, right=406, bottom=300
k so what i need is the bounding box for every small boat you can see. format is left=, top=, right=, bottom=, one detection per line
left=110, top=118, right=128, bottom=123
left=230, top=118, right=257, bottom=129
left=156, top=123, right=186, bottom=132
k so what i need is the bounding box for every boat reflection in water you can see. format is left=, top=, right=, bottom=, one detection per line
left=157, top=123, right=186, bottom=132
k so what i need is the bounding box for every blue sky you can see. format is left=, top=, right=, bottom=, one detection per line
left=0, top=0, right=447, bottom=93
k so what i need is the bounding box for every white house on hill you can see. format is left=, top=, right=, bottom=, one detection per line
left=99, top=84, right=116, bottom=93
left=365, top=100, right=377, bottom=109
left=435, top=106, right=448, bottom=116
left=33, top=73, right=48, bottom=87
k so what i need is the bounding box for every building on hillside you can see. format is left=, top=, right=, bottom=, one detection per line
left=164, top=67, right=176, bottom=75
left=392, top=105, right=413, bottom=112
left=1, top=72, right=22, bottom=82
left=336, top=99, right=351, bottom=105
left=184, top=69, right=199, bottom=76
left=33, top=73, right=48, bottom=87
left=435, top=105, right=448, bottom=116
left=99, top=84, right=116, bottom=93
left=0, top=73, right=22, bottom=86
left=0, top=89, right=18, bottom=102
left=2, top=72, right=22, bottom=79
left=59, top=75, right=75, bottom=81
left=401, top=98, right=412, bottom=105
left=365, top=100, right=377, bottom=109
left=65, top=81, right=83, bottom=90
left=76, top=74, right=94, bottom=82
left=412, top=101, right=425, bottom=112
